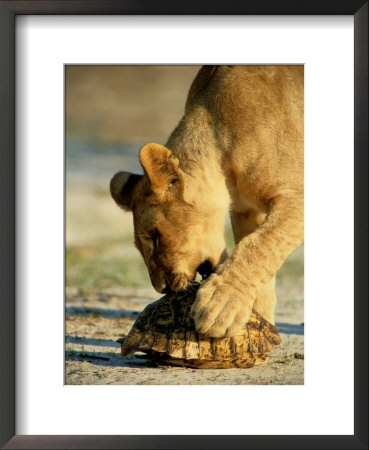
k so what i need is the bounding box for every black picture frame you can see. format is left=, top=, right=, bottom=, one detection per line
left=0, top=1, right=367, bottom=449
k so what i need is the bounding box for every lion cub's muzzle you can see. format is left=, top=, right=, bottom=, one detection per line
left=166, top=273, right=191, bottom=293
left=155, top=261, right=214, bottom=295
left=153, top=274, right=190, bottom=295
left=161, top=261, right=214, bottom=294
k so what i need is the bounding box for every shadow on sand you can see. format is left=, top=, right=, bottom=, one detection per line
left=66, top=306, right=139, bottom=319
left=65, top=333, right=155, bottom=368
left=65, top=336, right=120, bottom=348
left=275, top=322, right=304, bottom=336
left=65, top=348, right=154, bottom=368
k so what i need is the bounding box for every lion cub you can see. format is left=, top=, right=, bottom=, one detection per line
left=111, top=65, right=304, bottom=338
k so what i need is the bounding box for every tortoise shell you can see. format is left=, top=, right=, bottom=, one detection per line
left=119, top=283, right=281, bottom=369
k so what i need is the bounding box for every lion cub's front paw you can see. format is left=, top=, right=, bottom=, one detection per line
left=190, top=274, right=253, bottom=338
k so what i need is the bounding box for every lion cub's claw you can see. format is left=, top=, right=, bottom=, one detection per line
left=190, top=275, right=252, bottom=338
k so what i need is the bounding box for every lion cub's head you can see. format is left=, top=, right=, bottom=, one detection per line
left=110, top=143, right=226, bottom=293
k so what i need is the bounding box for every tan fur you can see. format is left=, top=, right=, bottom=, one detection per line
left=111, top=65, right=304, bottom=337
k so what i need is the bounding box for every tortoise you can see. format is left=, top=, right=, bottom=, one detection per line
left=118, top=282, right=281, bottom=369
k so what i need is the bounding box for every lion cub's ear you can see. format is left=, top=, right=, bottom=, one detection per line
left=110, top=171, right=142, bottom=211
left=139, top=143, right=183, bottom=197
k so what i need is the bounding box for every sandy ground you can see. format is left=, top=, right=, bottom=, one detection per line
left=65, top=283, right=304, bottom=385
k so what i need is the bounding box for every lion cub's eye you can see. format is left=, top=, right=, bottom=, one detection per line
left=152, top=228, right=160, bottom=251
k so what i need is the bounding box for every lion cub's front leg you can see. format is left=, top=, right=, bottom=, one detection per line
left=191, top=196, right=303, bottom=337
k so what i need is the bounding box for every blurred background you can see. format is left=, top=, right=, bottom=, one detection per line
left=65, top=65, right=303, bottom=319
left=66, top=66, right=200, bottom=290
